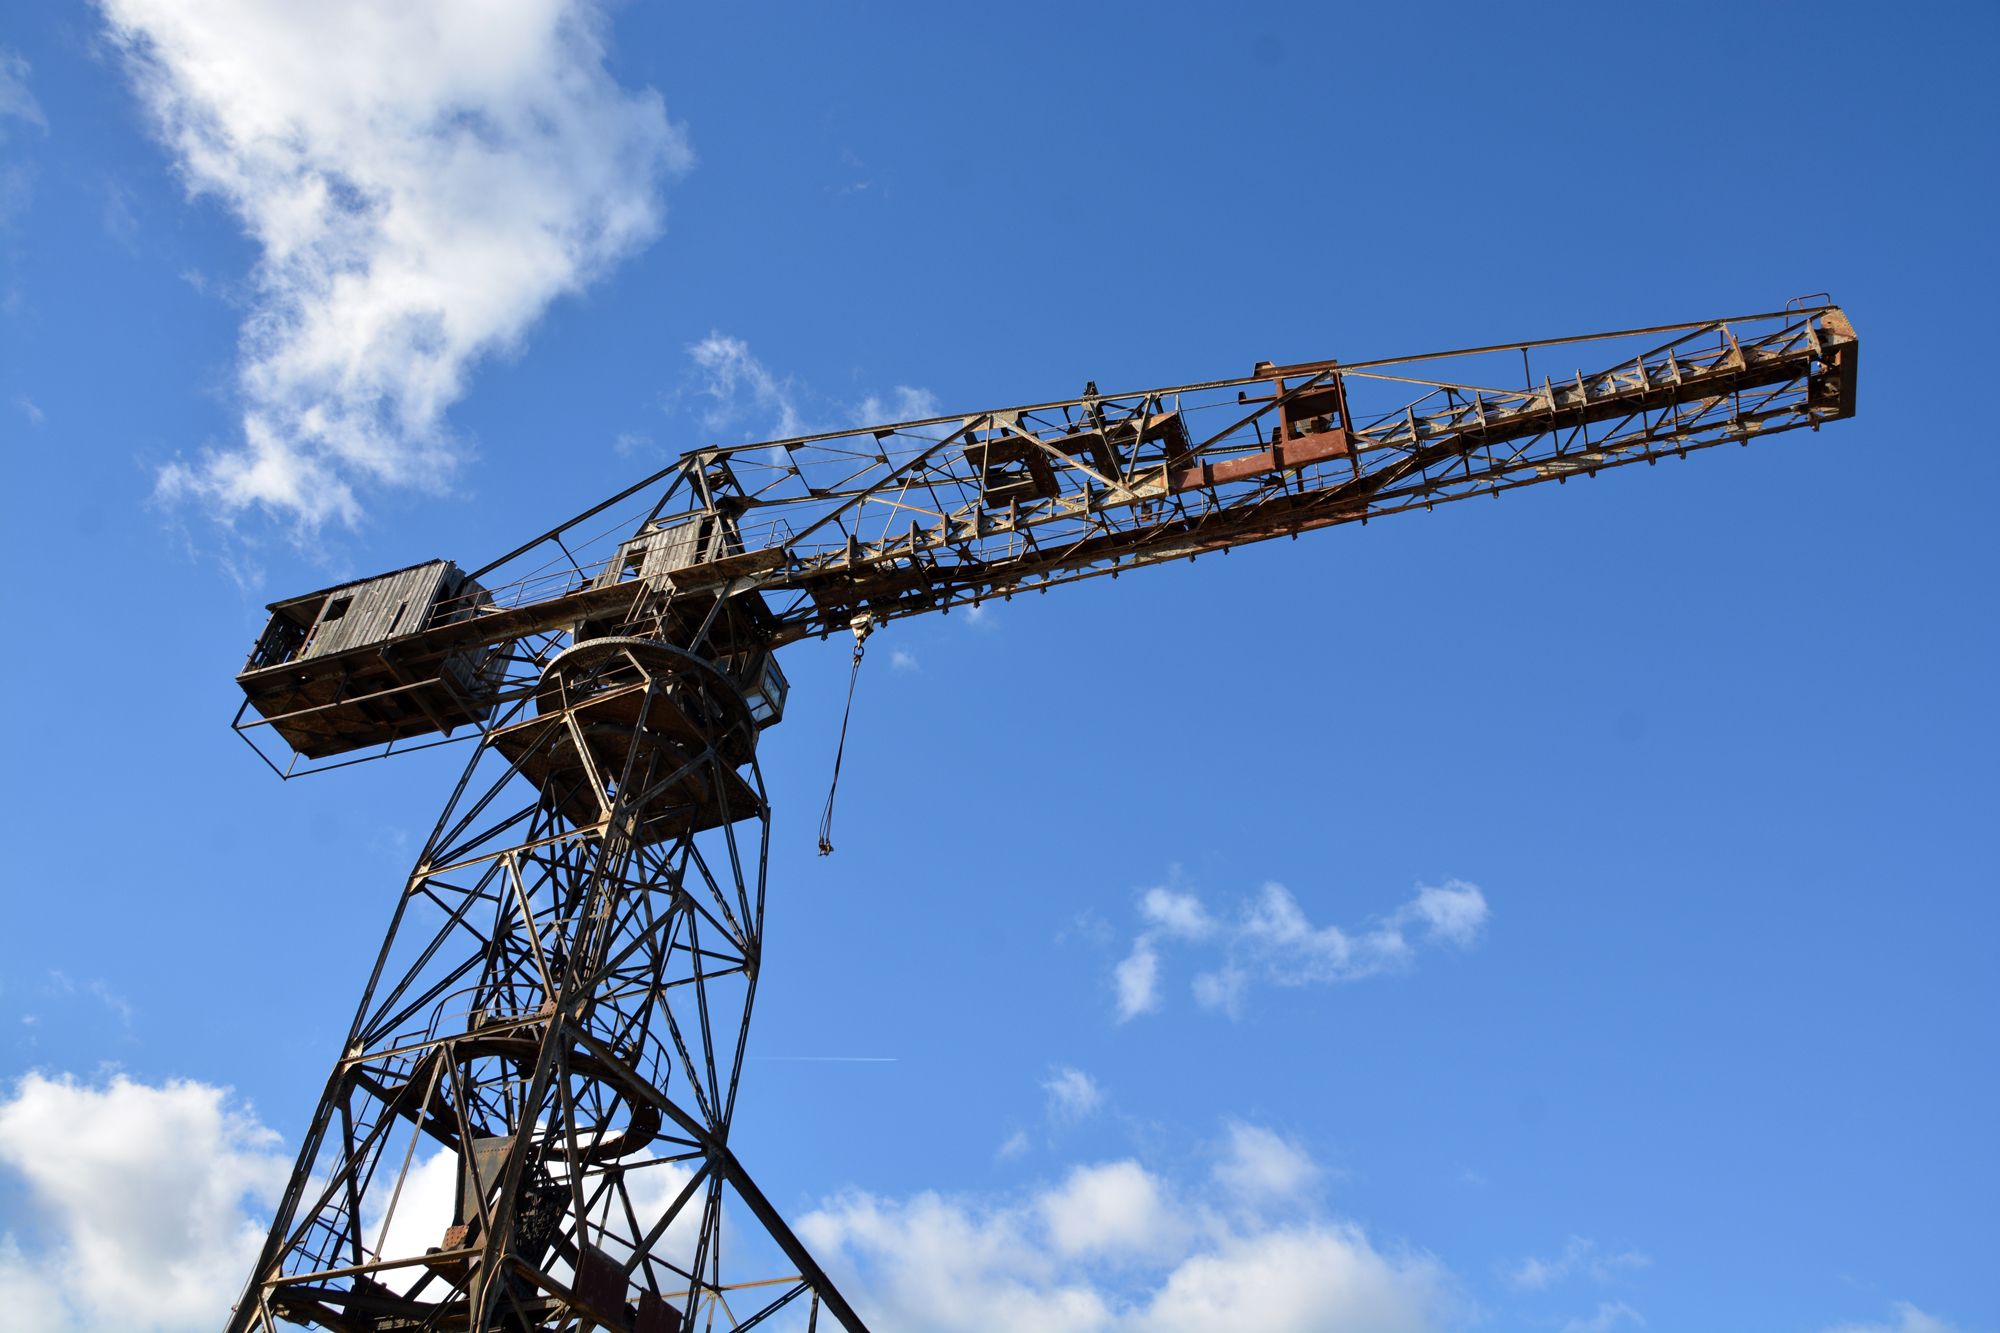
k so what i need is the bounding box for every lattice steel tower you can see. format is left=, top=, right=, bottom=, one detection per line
left=224, top=305, right=1858, bottom=1332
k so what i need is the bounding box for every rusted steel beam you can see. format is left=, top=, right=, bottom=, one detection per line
left=224, top=302, right=1861, bottom=1332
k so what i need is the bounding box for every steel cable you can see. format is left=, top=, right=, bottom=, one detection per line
left=816, top=620, right=872, bottom=855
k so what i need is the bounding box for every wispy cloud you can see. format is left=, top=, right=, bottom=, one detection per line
left=1140, top=886, right=1219, bottom=942
left=100, top=179, right=143, bottom=251
left=1562, top=1301, right=1645, bottom=1333
left=1506, top=1236, right=1651, bottom=1291
left=1113, top=876, right=1491, bottom=1021
left=687, top=332, right=806, bottom=439
left=854, top=385, right=939, bottom=425
left=88, top=981, right=134, bottom=1029
left=0, top=48, right=47, bottom=138
left=1112, top=935, right=1163, bottom=1020
left=0, top=47, right=46, bottom=226
left=676, top=333, right=938, bottom=446
left=890, top=648, right=919, bottom=672
left=1212, top=1122, right=1322, bottom=1202
left=1824, top=1303, right=1964, bottom=1333
left=1043, top=1066, right=1105, bottom=1123
left=106, top=0, right=690, bottom=530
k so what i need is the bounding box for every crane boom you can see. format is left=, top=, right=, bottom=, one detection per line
left=233, top=304, right=1856, bottom=768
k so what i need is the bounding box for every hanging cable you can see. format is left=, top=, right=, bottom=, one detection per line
left=817, top=613, right=874, bottom=855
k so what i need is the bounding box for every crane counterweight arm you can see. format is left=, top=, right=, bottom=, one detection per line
left=232, top=304, right=1857, bottom=767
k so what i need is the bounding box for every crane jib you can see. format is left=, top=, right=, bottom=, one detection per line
left=221, top=301, right=1860, bottom=1333
left=231, top=305, right=1857, bottom=771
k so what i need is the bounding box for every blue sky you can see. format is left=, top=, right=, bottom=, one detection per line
left=1, top=3, right=1995, bottom=1331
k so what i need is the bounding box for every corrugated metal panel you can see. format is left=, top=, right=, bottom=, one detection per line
left=302, top=560, right=450, bottom=660
left=592, top=516, right=743, bottom=593
left=592, top=537, right=646, bottom=589
left=644, top=517, right=710, bottom=578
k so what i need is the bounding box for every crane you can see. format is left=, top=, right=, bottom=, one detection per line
left=223, top=303, right=1858, bottom=1333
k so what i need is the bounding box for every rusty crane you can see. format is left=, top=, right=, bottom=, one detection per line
left=223, top=303, right=1858, bottom=1333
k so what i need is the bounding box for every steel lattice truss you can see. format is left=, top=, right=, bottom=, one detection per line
left=234, top=640, right=865, bottom=1333
left=619, top=304, right=1857, bottom=634
left=233, top=304, right=1857, bottom=774
left=225, top=304, right=1858, bottom=1333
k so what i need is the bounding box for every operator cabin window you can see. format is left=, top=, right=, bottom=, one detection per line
left=302, top=595, right=353, bottom=655
left=746, top=656, right=789, bottom=727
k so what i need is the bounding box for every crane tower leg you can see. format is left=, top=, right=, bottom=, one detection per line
left=226, top=637, right=868, bottom=1333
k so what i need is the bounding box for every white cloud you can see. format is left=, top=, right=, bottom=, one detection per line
left=1119, top=885, right=1220, bottom=1021
left=87, top=982, right=133, bottom=1028
left=0, top=49, right=43, bottom=226
left=1824, top=1303, right=1964, bottom=1333
left=679, top=334, right=943, bottom=460
left=1190, top=965, right=1247, bottom=1017
left=1141, top=1226, right=1443, bottom=1333
left=1404, top=880, right=1489, bottom=948
left=0, top=1069, right=716, bottom=1330
left=1112, top=937, right=1162, bottom=1022
left=614, top=430, right=655, bottom=457
left=1562, top=1301, right=1645, bottom=1333
left=1139, top=888, right=1217, bottom=941
left=363, top=1140, right=702, bottom=1296
left=1044, top=1066, right=1105, bottom=1123
left=1212, top=1122, right=1319, bottom=1202
left=891, top=648, right=919, bottom=672
left=1506, top=1236, right=1651, bottom=1292
left=1239, top=881, right=1417, bottom=982
left=798, top=1149, right=1450, bottom=1333
left=106, top=0, right=689, bottom=528
left=1592, top=1249, right=1651, bottom=1280
left=364, top=1139, right=458, bottom=1287
left=1510, top=1249, right=1569, bottom=1291
left=0, top=48, right=47, bottom=138
left=998, top=1130, right=1031, bottom=1160
left=0, top=1072, right=291, bottom=1333
left=801, top=1186, right=1115, bottom=1333
left=0, top=1067, right=1449, bottom=1333
left=854, top=385, right=940, bottom=426
left=1039, top=1161, right=1178, bottom=1259
left=1115, top=878, right=1491, bottom=1019
left=688, top=332, right=806, bottom=439
left=15, top=395, right=43, bottom=424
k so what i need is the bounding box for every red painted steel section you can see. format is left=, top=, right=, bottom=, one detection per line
left=1169, top=429, right=1351, bottom=492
